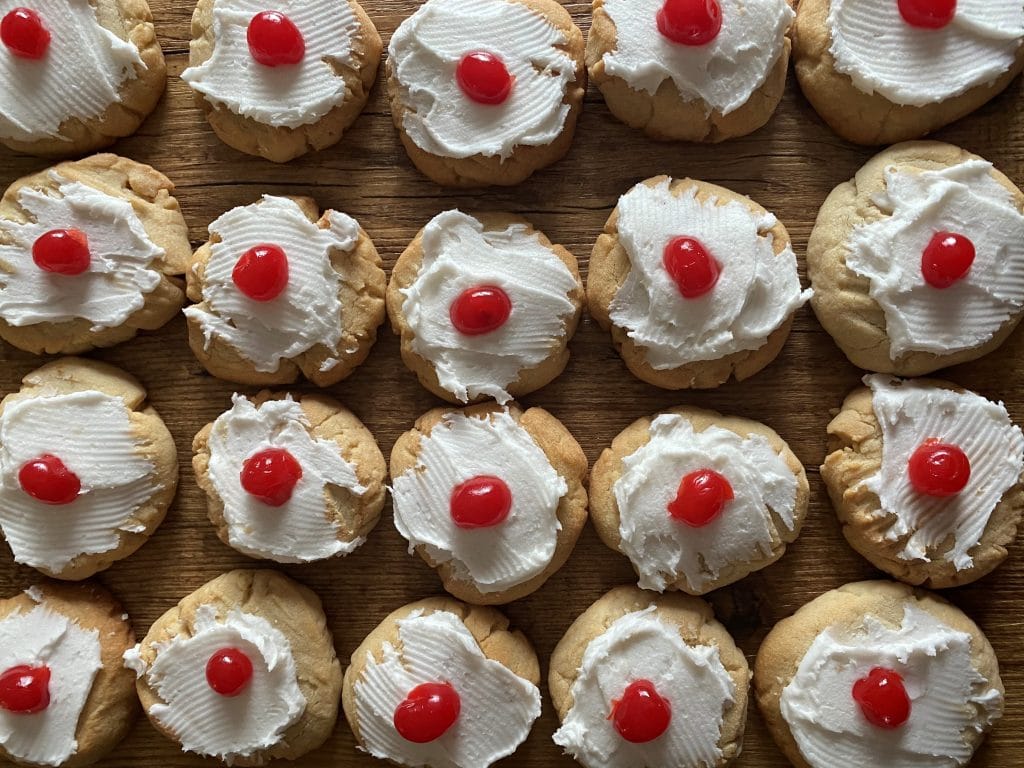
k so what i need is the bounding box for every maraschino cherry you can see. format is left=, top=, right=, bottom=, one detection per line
left=0, top=665, right=50, bottom=714
left=32, top=229, right=90, bottom=276
left=908, top=440, right=970, bottom=497
left=921, top=231, right=974, bottom=289
left=247, top=11, right=304, bottom=67
left=450, top=476, right=512, bottom=529
left=394, top=682, right=461, bottom=743
left=1, top=8, right=50, bottom=59
left=657, top=0, right=722, bottom=46
left=449, top=285, right=512, bottom=336
left=663, top=236, right=721, bottom=299
left=610, top=680, right=672, bottom=743
left=852, top=667, right=911, bottom=729
left=898, top=0, right=956, bottom=30
left=19, top=454, right=80, bottom=505
left=206, top=648, right=253, bottom=697
left=456, top=52, right=514, bottom=105
left=240, top=448, right=302, bottom=506
left=668, top=469, right=733, bottom=527
left=232, top=244, right=289, bottom=302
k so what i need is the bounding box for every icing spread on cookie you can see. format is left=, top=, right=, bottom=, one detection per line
left=391, top=408, right=567, bottom=594
left=553, top=606, right=735, bottom=768
left=183, top=195, right=358, bottom=373
left=0, top=390, right=160, bottom=573
left=828, top=0, right=1024, bottom=106
left=123, top=605, right=306, bottom=763
left=780, top=604, right=1002, bottom=768
left=354, top=609, right=541, bottom=767
left=613, top=413, right=798, bottom=592
left=388, top=0, right=576, bottom=159
left=205, top=394, right=368, bottom=563
left=399, top=210, right=578, bottom=404
left=608, top=178, right=811, bottom=369
left=599, top=0, right=793, bottom=115
left=0, top=175, right=166, bottom=330
left=181, top=0, right=360, bottom=128
left=845, top=160, right=1024, bottom=359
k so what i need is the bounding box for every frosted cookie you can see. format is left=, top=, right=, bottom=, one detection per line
left=181, top=0, right=381, bottom=163
left=808, top=142, right=1024, bottom=375
left=587, top=0, right=794, bottom=141
left=0, top=154, right=191, bottom=356
left=184, top=195, right=386, bottom=387
left=342, top=597, right=541, bottom=768
left=386, top=209, right=583, bottom=404
left=591, top=406, right=809, bottom=595
left=0, top=0, right=165, bottom=156
left=823, top=375, right=1024, bottom=589
left=193, top=391, right=387, bottom=563
left=124, top=569, right=341, bottom=765
left=0, top=358, right=177, bottom=581
left=550, top=586, right=749, bottom=768
left=386, top=0, right=586, bottom=187
left=754, top=580, right=1004, bottom=768
left=588, top=176, right=812, bottom=389
left=793, top=0, right=1024, bottom=145
left=390, top=403, right=588, bottom=605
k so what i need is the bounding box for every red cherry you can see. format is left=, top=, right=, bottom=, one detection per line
left=393, top=682, right=461, bottom=744
left=668, top=469, right=733, bottom=527
left=232, top=244, right=289, bottom=302
left=907, top=440, right=970, bottom=497
left=32, top=229, right=90, bottom=276
left=205, top=648, right=254, bottom=697
left=0, top=666, right=50, bottom=714
left=609, top=680, right=672, bottom=743
left=240, top=448, right=302, bottom=507
left=18, top=454, right=81, bottom=505
left=449, top=285, right=512, bottom=336
left=450, top=475, right=512, bottom=529
left=456, top=51, right=514, bottom=105
left=852, top=667, right=911, bottom=729
left=663, top=236, right=721, bottom=299
left=921, top=231, right=975, bottom=289
left=898, top=0, right=956, bottom=29
left=1, top=8, right=50, bottom=59
left=657, top=0, right=722, bottom=46
left=246, top=11, right=305, bottom=67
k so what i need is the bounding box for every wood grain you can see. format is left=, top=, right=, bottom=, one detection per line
left=2, top=2, right=1024, bottom=766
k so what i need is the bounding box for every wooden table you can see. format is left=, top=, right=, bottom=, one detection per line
left=2, top=2, right=1023, bottom=766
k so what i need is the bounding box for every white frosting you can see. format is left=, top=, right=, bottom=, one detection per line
left=0, top=596, right=102, bottom=767
left=553, top=606, right=735, bottom=768
left=613, top=413, right=798, bottom=592
left=400, top=210, right=578, bottom=404
left=354, top=610, right=541, bottom=768
left=205, top=394, right=367, bottom=563
left=0, top=174, right=166, bottom=330
left=0, top=0, right=144, bottom=142
left=862, top=375, right=1024, bottom=570
left=391, top=408, right=567, bottom=594
left=181, top=0, right=360, bottom=129
left=600, top=0, right=793, bottom=115
left=388, top=0, right=576, bottom=159
left=846, top=160, right=1024, bottom=359
left=609, top=179, right=811, bottom=369
left=780, top=604, right=1003, bottom=768
left=184, top=195, right=358, bottom=373
left=828, top=0, right=1024, bottom=106
left=0, top=390, right=159, bottom=573
left=123, top=605, right=305, bottom=764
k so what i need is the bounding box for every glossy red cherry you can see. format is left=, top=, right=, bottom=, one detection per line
left=921, top=231, right=975, bottom=289
left=32, top=229, right=90, bottom=276
left=663, top=236, right=721, bottom=299
left=449, top=285, right=512, bottom=336
left=247, top=11, right=305, bottom=67
left=450, top=475, right=512, bottom=529
left=18, top=454, right=81, bottom=505
left=609, top=680, right=672, bottom=743
left=393, top=682, right=461, bottom=743
left=240, top=448, right=302, bottom=507
left=0, top=665, right=50, bottom=714
left=232, top=244, right=289, bottom=302
left=456, top=51, right=514, bottom=105
left=205, top=648, right=254, bottom=697
left=898, top=0, right=956, bottom=29
left=1, top=8, right=50, bottom=59
left=668, top=469, right=733, bottom=527
left=852, top=667, right=911, bottom=729
left=657, top=0, right=722, bottom=46
left=908, top=440, right=970, bottom=497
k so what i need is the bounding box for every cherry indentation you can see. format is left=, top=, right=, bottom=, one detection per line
left=240, top=448, right=302, bottom=507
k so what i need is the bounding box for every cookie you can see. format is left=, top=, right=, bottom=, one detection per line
left=181, top=0, right=381, bottom=163
left=0, top=358, right=177, bottom=581
left=0, top=582, right=136, bottom=767
left=184, top=194, right=386, bottom=387
left=0, top=154, right=191, bottom=355
left=389, top=403, right=588, bottom=605
left=386, top=209, right=584, bottom=404
left=754, top=580, right=1004, bottom=768
left=386, top=0, right=586, bottom=187
left=586, top=0, right=794, bottom=141
left=549, top=585, right=749, bottom=768
left=0, top=0, right=166, bottom=156
left=341, top=596, right=541, bottom=767
left=193, top=391, right=387, bottom=563
left=124, top=569, right=341, bottom=766
left=807, top=141, right=1024, bottom=375
left=823, top=375, right=1024, bottom=589
left=591, top=406, right=809, bottom=595
left=588, top=175, right=812, bottom=389
left=793, top=0, right=1024, bottom=145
